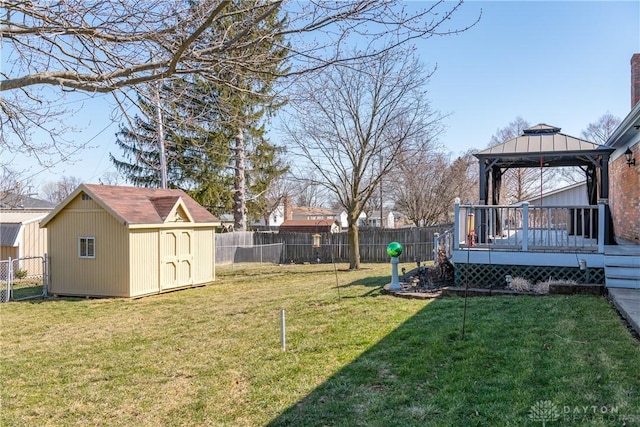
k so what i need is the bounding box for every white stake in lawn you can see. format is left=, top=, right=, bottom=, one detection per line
left=280, top=309, right=286, bottom=351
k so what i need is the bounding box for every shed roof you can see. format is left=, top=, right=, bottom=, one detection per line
left=41, top=184, right=219, bottom=227
left=0, top=223, right=21, bottom=246
left=0, top=211, right=48, bottom=224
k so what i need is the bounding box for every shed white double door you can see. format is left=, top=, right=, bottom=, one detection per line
left=160, top=229, right=193, bottom=289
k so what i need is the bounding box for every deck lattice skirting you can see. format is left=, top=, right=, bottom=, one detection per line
left=454, top=263, right=605, bottom=288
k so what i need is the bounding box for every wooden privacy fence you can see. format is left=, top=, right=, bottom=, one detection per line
left=241, top=225, right=452, bottom=264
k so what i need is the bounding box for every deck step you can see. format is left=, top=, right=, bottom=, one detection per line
left=605, top=255, right=640, bottom=268
left=605, top=267, right=640, bottom=279
left=606, top=277, right=640, bottom=288
left=605, top=254, right=640, bottom=289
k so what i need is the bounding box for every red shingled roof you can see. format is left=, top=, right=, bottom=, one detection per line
left=279, top=219, right=336, bottom=233
left=84, top=184, right=217, bottom=224
left=41, top=184, right=218, bottom=227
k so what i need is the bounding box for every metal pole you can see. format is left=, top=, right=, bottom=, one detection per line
left=5, top=257, right=13, bottom=302
left=280, top=309, right=286, bottom=351
left=155, top=84, right=168, bottom=189
left=332, top=234, right=340, bottom=300
left=43, top=254, right=48, bottom=297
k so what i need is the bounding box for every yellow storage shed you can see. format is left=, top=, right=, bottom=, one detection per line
left=40, top=184, right=219, bottom=298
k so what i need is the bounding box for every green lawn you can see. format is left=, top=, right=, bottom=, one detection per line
left=1, top=263, right=639, bottom=426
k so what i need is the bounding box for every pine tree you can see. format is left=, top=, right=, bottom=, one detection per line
left=110, top=0, right=289, bottom=221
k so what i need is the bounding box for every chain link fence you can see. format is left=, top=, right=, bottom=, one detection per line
left=0, top=256, right=48, bottom=302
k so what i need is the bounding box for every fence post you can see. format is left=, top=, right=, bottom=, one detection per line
left=522, top=202, right=529, bottom=252
left=7, top=257, right=13, bottom=302
left=43, top=254, right=48, bottom=297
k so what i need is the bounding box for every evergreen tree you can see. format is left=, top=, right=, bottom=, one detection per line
left=110, top=0, right=289, bottom=220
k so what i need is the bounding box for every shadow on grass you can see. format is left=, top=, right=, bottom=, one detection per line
left=267, top=296, right=640, bottom=426
left=336, top=275, right=388, bottom=298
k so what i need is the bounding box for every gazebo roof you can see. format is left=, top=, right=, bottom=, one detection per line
left=474, top=124, right=614, bottom=168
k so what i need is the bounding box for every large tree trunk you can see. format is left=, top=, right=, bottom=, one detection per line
left=234, top=128, right=247, bottom=231
left=348, top=220, right=360, bottom=270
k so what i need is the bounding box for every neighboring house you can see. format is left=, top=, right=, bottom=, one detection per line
left=0, top=212, right=49, bottom=275
left=0, top=195, right=55, bottom=275
left=336, top=210, right=367, bottom=229
left=218, top=213, right=235, bottom=232
left=250, top=204, right=286, bottom=228
left=40, top=184, right=219, bottom=298
left=523, top=182, right=588, bottom=206
left=0, top=194, right=56, bottom=210
left=362, top=210, right=396, bottom=228
left=291, top=206, right=336, bottom=221
left=278, top=197, right=341, bottom=233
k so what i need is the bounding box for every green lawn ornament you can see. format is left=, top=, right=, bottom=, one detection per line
left=387, top=241, right=403, bottom=257
left=387, top=242, right=403, bottom=291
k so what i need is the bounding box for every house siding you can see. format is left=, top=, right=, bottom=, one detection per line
left=47, top=195, right=129, bottom=297
left=527, top=183, right=588, bottom=206
left=610, top=142, right=640, bottom=243
left=20, top=220, right=47, bottom=274
left=0, top=246, right=18, bottom=260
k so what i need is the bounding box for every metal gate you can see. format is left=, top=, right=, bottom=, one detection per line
left=0, top=255, right=48, bottom=302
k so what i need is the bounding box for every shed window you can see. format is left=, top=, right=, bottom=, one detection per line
left=78, top=237, right=96, bottom=258
left=82, top=193, right=92, bottom=201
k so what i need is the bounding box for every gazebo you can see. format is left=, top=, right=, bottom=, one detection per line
left=445, top=124, right=616, bottom=287
left=474, top=124, right=615, bottom=243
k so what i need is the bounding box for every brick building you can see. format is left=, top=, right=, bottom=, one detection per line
left=606, top=54, right=640, bottom=244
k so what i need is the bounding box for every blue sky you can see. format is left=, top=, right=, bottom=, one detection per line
left=9, top=1, right=640, bottom=193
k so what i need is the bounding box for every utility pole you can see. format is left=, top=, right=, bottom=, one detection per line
left=155, top=84, right=168, bottom=189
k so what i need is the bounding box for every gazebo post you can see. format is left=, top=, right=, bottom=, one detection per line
left=478, top=159, right=489, bottom=244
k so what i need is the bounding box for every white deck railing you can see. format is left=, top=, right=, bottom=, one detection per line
left=452, top=201, right=606, bottom=253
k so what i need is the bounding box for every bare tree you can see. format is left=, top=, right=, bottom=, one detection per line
left=250, top=174, right=291, bottom=226
left=41, top=176, right=82, bottom=204
left=0, top=165, right=34, bottom=208
left=283, top=50, right=444, bottom=269
left=98, top=171, right=123, bottom=186
left=393, top=151, right=475, bottom=226
left=287, top=179, right=331, bottom=208
left=1, top=0, right=478, bottom=164
left=581, top=113, right=622, bottom=144
left=558, top=113, right=623, bottom=185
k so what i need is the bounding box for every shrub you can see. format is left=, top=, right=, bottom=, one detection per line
left=14, top=268, right=27, bottom=280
